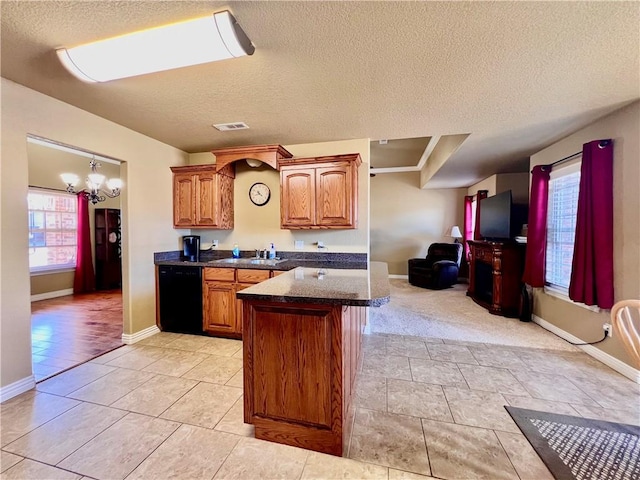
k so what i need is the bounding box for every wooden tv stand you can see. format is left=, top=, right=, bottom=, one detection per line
left=467, top=240, right=525, bottom=318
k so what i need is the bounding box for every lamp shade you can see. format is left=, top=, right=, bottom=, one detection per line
left=60, top=173, right=79, bottom=186
left=57, top=11, right=254, bottom=82
left=449, top=226, right=463, bottom=239
left=106, top=178, right=123, bottom=190
left=87, top=173, right=105, bottom=190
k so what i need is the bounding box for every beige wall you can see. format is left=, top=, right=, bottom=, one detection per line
left=496, top=172, right=529, bottom=205
left=370, top=172, right=466, bottom=275
left=27, top=142, right=121, bottom=295
left=530, top=100, right=640, bottom=368
left=188, top=139, right=371, bottom=254
left=31, top=271, right=75, bottom=296
left=468, top=174, right=497, bottom=197
left=1, top=78, right=188, bottom=389
left=467, top=172, right=528, bottom=203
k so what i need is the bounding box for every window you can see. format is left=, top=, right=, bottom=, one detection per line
left=28, top=189, right=77, bottom=272
left=545, top=161, right=581, bottom=293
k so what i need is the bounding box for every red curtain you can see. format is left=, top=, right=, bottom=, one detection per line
left=473, top=190, right=488, bottom=240
left=522, top=165, right=551, bottom=287
left=73, top=194, right=95, bottom=293
left=463, top=195, right=474, bottom=261
left=569, top=140, right=614, bottom=308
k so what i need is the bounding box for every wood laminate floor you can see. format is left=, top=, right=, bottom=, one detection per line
left=31, top=290, right=123, bottom=382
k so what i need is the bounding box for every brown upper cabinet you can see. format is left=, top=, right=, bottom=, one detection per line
left=211, top=144, right=293, bottom=172
left=171, top=164, right=234, bottom=229
left=280, top=154, right=361, bottom=229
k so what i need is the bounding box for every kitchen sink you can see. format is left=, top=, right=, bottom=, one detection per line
left=209, top=258, right=287, bottom=266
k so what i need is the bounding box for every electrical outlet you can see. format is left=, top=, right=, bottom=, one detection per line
left=212, top=239, right=219, bottom=247
left=294, top=240, right=304, bottom=250
left=603, top=323, right=613, bottom=338
left=317, top=241, right=324, bottom=249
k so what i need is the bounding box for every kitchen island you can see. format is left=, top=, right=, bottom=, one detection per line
left=237, top=262, right=389, bottom=456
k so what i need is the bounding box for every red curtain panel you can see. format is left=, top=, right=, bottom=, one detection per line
left=463, top=195, right=474, bottom=261
left=569, top=140, right=614, bottom=309
left=73, top=194, right=96, bottom=293
left=522, top=165, right=551, bottom=287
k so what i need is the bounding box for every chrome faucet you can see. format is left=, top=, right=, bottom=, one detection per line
left=255, top=249, right=260, bottom=259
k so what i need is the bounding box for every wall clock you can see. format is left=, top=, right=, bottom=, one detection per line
left=249, top=182, right=271, bottom=206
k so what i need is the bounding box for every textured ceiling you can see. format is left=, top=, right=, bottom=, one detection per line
left=2, top=1, right=638, bottom=188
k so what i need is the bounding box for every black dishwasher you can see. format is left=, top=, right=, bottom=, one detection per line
left=158, top=265, right=203, bottom=334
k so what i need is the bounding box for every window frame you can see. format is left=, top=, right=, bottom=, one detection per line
left=542, top=158, right=600, bottom=312
left=544, top=160, right=581, bottom=294
left=28, top=188, right=78, bottom=274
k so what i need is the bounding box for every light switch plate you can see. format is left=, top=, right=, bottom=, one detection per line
left=294, top=240, right=304, bottom=250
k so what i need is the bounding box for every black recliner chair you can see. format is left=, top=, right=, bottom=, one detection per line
left=408, top=243, right=463, bottom=289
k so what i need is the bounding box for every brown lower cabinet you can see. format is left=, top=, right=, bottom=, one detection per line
left=202, top=267, right=272, bottom=339
left=243, top=300, right=366, bottom=456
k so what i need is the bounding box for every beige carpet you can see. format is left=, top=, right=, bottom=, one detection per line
left=369, top=279, right=578, bottom=351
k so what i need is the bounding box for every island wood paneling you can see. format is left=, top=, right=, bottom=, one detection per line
left=243, top=300, right=365, bottom=456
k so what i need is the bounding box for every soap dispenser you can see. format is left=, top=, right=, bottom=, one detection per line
left=269, top=242, right=276, bottom=259
left=232, top=244, right=240, bottom=258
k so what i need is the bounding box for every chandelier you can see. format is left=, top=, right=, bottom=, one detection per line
left=61, top=159, right=122, bottom=204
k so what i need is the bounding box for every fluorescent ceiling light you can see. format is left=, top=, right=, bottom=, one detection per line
left=56, top=10, right=254, bottom=82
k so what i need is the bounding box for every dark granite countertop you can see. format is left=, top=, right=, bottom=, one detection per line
left=154, top=250, right=369, bottom=272
left=235, top=261, right=390, bottom=307
left=154, top=249, right=389, bottom=306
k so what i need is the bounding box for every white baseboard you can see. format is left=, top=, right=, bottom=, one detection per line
left=121, top=325, right=161, bottom=345
left=533, top=314, right=640, bottom=384
left=31, top=288, right=73, bottom=302
left=388, top=274, right=408, bottom=280
left=1, top=375, right=36, bottom=403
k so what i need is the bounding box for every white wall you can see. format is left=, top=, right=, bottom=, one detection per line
left=1, top=79, right=188, bottom=391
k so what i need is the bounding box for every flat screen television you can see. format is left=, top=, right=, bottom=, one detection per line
left=479, top=190, right=514, bottom=240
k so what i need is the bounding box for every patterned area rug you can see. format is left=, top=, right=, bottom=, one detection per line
left=505, top=407, right=640, bottom=480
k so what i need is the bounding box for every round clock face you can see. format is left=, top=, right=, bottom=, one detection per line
left=249, top=182, right=271, bottom=206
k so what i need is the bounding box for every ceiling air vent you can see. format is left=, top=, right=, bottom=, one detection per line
left=213, top=122, right=250, bottom=131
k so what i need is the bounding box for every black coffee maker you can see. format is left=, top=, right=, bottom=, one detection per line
left=182, top=235, right=200, bottom=262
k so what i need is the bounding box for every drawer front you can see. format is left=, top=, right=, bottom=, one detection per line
left=271, top=270, right=286, bottom=277
left=203, top=267, right=235, bottom=282
left=237, top=269, right=270, bottom=284
left=474, top=248, right=491, bottom=263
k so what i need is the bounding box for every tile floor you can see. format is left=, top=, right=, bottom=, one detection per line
left=2, top=331, right=639, bottom=479
left=31, top=291, right=123, bottom=382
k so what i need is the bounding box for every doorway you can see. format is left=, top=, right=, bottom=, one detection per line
left=27, top=136, right=124, bottom=381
